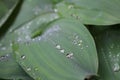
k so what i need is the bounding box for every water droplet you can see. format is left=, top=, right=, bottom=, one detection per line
left=0, top=54, right=9, bottom=61
left=10, top=43, right=13, bottom=46
left=76, top=16, right=80, bottom=20
left=113, top=63, right=120, bottom=72
left=71, top=14, right=76, bottom=17
left=73, top=40, right=77, bottom=45
left=17, top=38, right=22, bottom=42
left=78, top=43, right=81, bottom=46
left=66, top=53, right=73, bottom=59
left=117, top=54, right=120, bottom=57
left=86, top=45, right=89, bottom=47
left=79, top=40, right=83, bottom=43
left=60, top=49, right=65, bottom=53
left=54, top=9, right=58, bottom=12
left=27, top=67, right=31, bottom=71
left=21, top=55, right=26, bottom=60
left=56, top=44, right=61, bottom=49
left=68, top=5, right=74, bottom=9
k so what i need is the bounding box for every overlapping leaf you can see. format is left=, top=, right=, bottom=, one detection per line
left=55, top=1, right=120, bottom=25
left=96, top=29, right=120, bottom=80
left=13, top=16, right=98, bottom=80
left=9, top=0, right=55, bottom=32
left=0, top=0, right=19, bottom=28
left=0, top=34, right=33, bottom=80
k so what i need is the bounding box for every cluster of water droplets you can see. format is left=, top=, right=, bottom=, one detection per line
left=19, top=53, right=40, bottom=78
left=67, top=4, right=81, bottom=20
left=109, top=53, right=120, bottom=72
left=15, top=21, right=33, bottom=43
left=55, top=44, right=74, bottom=59
left=0, top=44, right=9, bottom=61
left=108, top=44, right=120, bottom=72
left=0, top=54, right=10, bottom=62
left=72, top=34, right=89, bottom=50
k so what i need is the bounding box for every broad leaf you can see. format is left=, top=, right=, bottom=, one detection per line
left=9, top=0, right=55, bottom=32
left=13, top=18, right=98, bottom=80
left=55, top=2, right=120, bottom=25
left=0, top=12, right=59, bottom=79
left=0, top=0, right=19, bottom=28
left=66, top=0, right=120, bottom=19
left=0, top=35, right=33, bottom=80
left=96, top=29, right=120, bottom=80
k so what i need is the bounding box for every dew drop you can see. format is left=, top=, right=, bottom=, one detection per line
left=117, top=54, right=120, bottom=57
left=73, top=40, right=77, bottom=45
left=79, top=40, right=83, bottom=43
left=78, top=43, right=81, bottom=46
left=71, top=14, right=76, bottom=17
left=17, top=38, right=22, bottom=42
left=56, top=44, right=61, bottom=49
left=27, top=67, right=31, bottom=71
left=10, top=43, right=13, bottom=47
left=113, top=63, right=120, bottom=72
left=60, top=49, right=65, bottom=53
left=66, top=53, right=73, bottom=59
left=54, top=9, right=58, bottom=13
left=68, top=5, right=74, bottom=9
left=86, top=45, right=89, bottom=48
left=76, top=16, right=80, bottom=20
left=0, top=54, right=9, bottom=61
left=21, top=55, right=26, bottom=60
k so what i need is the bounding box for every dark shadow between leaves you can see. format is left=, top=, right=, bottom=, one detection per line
left=0, top=0, right=23, bottom=39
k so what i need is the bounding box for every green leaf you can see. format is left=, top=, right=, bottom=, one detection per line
left=13, top=18, right=98, bottom=80
left=96, top=29, right=120, bottom=80
left=0, top=11, right=59, bottom=79
left=66, top=0, right=120, bottom=19
left=0, top=0, right=19, bottom=28
left=9, top=0, right=55, bottom=32
left=55, top=2, right=120, bottom=25
left=0, top=35, right=33, bottom=80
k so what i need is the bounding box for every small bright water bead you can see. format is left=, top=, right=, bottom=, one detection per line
left=60, top=49, right=65, bottom=53
left=0, top=54, right=9, bottom=61
left=21, top=55, right=26, bottom=60
left=113, top=63, right=120, bottom=72
left=27, top=67, right=31, bottom=71
left=54, top=9, right=58, bottom=13
left=68, top=5, right=74, bottom=9
left=66, top=53, right=73, bottom=59
left=56, top=44, right=61, bottom=49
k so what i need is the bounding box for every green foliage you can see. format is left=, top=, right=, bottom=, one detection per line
left=0, top=0, right=120, bottom=80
